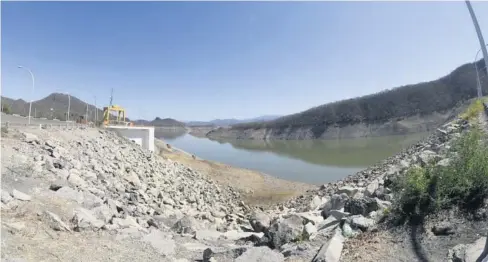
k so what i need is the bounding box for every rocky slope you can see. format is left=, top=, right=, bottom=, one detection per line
left=1, top=110, right=487, bottom=261
left=207, top=105, right=468, bottom=140
left=1, top=126, right=259, bottom=261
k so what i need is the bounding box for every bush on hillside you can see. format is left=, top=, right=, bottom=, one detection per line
left=2, top=104, right=11, bottom=114
left=232, top=60, right=488, bottom=133
left=460, top=99, right=484, bottom=122
left=392, top=127, right=488, bottom=219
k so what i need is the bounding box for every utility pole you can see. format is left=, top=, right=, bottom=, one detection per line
left=66, top=93, right=71, bottom=122
left=108, top=88, right=114, bottom=123
left=85, top=102, right=88, bottom=124
left=17, top=66, right=35, bottom=124
left=109, top=88, right=113, bottom=107
left=94, top=96, right=98, bottom=123
left=466, top=1, right=488, bottom=97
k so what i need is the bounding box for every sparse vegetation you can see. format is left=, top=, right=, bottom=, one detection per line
left=459, top=98, right=485, bottom=122
left=392, top=127, right=488, bottom=219
left=2, top=104, right=11, bottom=114
left=231, top=60, right=487, bottom=137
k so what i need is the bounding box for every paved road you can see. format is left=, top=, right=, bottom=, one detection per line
left=1, top=113, right=73, bottom=125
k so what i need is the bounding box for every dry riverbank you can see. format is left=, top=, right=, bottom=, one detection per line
left=154, top=139, right=314, bottom=207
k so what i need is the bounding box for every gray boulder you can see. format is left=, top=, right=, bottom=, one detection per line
left=71, top=207, right=104, bottom=231
left=344, top=197, right=379, bottom=216
left=41, top=211, right=72, bottom=232
left=347, top=215, right=375, bottom=231
left=11, top=189, right=31, bottom=201
left=235, top=246, right=285, bottom=262
left=1, top=190, right=14, bottom=204
left=143, top=229, right=176, bottom=256
left=312, top=229, right=344, bottom=262
left=321, top=194, right=348, bottom=218
left=448, top=237, right=487, bottom=262
left=250, top=211, right=271, bottom=233
left=194, top=229, right=222, bottom=241
left=203, top=247, right=248, bottom=262
left=67, top=173, right=87, bottom=188
left=418, top=150, right=439, bottom=166
left=267, top=214, right=305, bottom=248
left=336, top=186, right=359, bottom=197
left=365, top=179, right=380, bottom=197
left=303, top=222, right=317, bottom=240
left=171, top=215, right=199, bottom=234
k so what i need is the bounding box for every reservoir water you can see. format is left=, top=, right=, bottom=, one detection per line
left=156, top=130, right=428, bottom=185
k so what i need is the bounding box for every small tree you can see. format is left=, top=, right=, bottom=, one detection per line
left=1, top=104, right=11, bottom=114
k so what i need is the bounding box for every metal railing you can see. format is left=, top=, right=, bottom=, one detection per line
left=1, top=121, right=94, bottom=130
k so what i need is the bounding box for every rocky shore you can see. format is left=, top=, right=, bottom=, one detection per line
left=1, top=111, right=487, bottom=261
left=206, top=109, right=463, bottom=141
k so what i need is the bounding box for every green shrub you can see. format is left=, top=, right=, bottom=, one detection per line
left=392, top=165, right=438, bottom=217
left=1, top=104, right=11, bottom=114
left=392, top=128, right=488, bottom=219
left=460, top=99, right=484, bottom=122
left=437, top=128, right=488, bottom=209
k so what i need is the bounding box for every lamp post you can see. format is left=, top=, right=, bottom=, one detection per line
left=17, top=65, right=35, bottom=124
left=66, top=93, right=71, bottom=122
left=474, top=44, right=488, bottom=98
left=94, top=96, right=98, bottom=123
left=466, top=1, right=488, bottom=78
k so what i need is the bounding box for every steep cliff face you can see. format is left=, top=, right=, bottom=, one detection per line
left=207, top=105, right=467, bottom=140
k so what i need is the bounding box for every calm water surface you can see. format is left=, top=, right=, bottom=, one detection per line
left=156, top=130, right=428, bottom=185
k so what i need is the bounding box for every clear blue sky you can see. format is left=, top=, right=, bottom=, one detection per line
left=2, top=1, right=488, bottom=121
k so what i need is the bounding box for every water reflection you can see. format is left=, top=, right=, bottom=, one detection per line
left=156, top=130, right=429, bottom=184
left=208, top=133, right=428, bottom=168
left=155, top=128, right=187, bottom=140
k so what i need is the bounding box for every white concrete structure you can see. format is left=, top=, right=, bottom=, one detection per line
left=106, top=125, right=155, bottom=152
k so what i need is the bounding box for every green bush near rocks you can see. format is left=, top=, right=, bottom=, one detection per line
left=392, top=127, right=488, bottom=219
left=459, top=99, right=485, bottom=122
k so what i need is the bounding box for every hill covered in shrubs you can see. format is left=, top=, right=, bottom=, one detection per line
left=231, top=60, right=487, bottom=137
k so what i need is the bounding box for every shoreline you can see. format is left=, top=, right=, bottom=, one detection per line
left=205, top=103, right=470, bottom=141
left=154, top=138, right=316, bottom=208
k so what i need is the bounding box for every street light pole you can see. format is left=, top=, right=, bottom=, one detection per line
left=466, top=0, right=488, bottom=78
left=17, top=65, right=35, bottom=124
left=67, top=93, right=71, bottom=122
left=94, top=96, right=98, bottom=123
left=474, top=44, right=488, bottom=98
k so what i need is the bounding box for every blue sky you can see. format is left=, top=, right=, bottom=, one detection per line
left=2, top=1, right=488, bottom=121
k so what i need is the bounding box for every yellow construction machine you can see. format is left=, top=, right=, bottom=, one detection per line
left=102, top=104, right=133, bottom=126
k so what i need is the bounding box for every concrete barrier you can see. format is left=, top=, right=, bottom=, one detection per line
left=105, top=125, right=155, bottom=152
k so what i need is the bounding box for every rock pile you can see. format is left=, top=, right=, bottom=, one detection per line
left=2, top=114, right=485, bottom=261
left=2, top=127, right=250, bottom=237
left=225, top=117, right=481, bottom=261
left=282, top=118, right=471, bottom=213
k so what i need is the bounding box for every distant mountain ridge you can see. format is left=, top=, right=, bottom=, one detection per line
left=1, top=92, right=278, bottom=128
left=134, top=117, right=186, bottom=127
left=207, top=59, right=488, bottom=140
left=1, top=93, right=103, bottom=121
left=186, top=115, right=282, bottom=127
